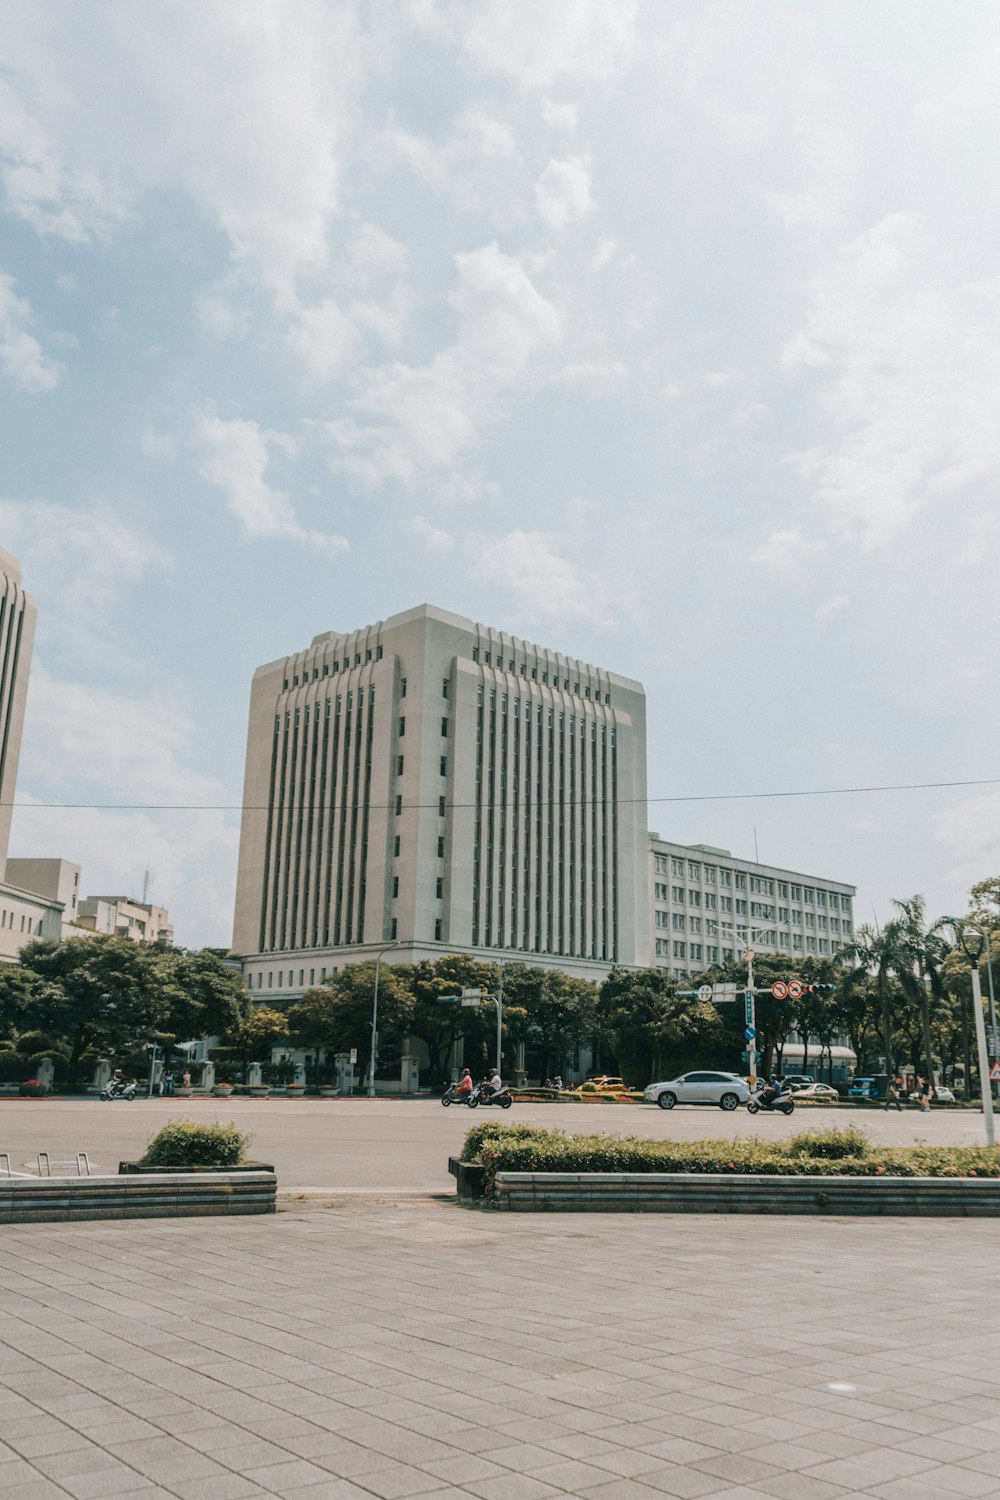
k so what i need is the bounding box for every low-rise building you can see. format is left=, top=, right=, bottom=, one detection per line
left=6, top=858, right=81, bottom=937
left=649, top=836, right=856, bottom=979
left=75, top=896, right=174, bottom=945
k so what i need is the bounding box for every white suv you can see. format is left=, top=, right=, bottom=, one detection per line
left=644, top=1071, right=751, bottom=1111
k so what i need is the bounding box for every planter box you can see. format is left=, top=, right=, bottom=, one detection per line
left=1, top=1170, right=277, bottom=1224
left=476, top=1170, right=1000, bottom=1216
left=211, top=1087, right=234, bottom=1097
left=173, top=1087, right=193, bottom=1097
left=449, top=1156, right=487, bottom=1201
left=318, top=1087, right=339, bottom=1097
left=248, top=1086, right=271, bottom=1098
left=119, top=1160, right=274, bottom=1174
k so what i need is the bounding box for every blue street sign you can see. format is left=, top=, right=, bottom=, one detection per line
left=744, top=1026, right=756, bottom=1041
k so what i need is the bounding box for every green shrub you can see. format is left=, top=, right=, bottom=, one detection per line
left=15, top=1031, right=67, bottom=1058
left=0, top=1050, right=26, bottom=1082
left=463, top=1122, right=1000, bottom=1194
left=787, top=1125, right=870, bottom=1159
left=140, top=1118, right=252, bottom=1168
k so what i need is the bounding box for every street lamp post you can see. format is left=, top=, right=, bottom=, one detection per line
left=367, top=941, right=401, bottom=1099
left=960, top=929, right=995, bottom=1148
left=494, top=958, right=504, bottom=1076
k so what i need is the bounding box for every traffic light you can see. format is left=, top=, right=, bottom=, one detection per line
left=803, top=983, right=836, bottom=995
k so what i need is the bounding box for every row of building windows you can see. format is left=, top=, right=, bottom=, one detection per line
left=283, top=644, right=384, bottom=689
left=0, top=909, right=43, bottom=934
left=471, top=648, right=611, bottom=703
left=653, top=855, right=849, bottom=911
left=655, top=933, right=838, bottom=962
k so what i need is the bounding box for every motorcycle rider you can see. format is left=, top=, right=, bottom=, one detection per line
left=109, top=1068, right=125, bottom=1098
left=456, top=1068, right=473, bottom=1098
left=481, top=1068, right=502, bottom=1099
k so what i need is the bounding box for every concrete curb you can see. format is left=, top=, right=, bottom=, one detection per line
left=490, top=1171, right=1000, bottom=1215
left=0, top=1170, right=277, bottom=1223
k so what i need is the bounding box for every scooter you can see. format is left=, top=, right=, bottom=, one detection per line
left=747, top=1083, right=795, bottom=1116
left=473, top=1083, right=513, bottom=1109
left=441, top=1082, right=479, bottom=1108
left=100, top=1079, right=137, bottom=1101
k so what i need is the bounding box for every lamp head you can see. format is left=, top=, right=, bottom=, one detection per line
left=961, top=927, right=986, bottom=964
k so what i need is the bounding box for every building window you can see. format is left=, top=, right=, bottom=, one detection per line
left=392, top=877, right=399, bottom=898
left=396, top=755, right=404, bottom=775
left=672, top=912, right=685, bottom=931
left=393, top=836, right=401, bottom=857
left=656, top=911, right=670, bottom=928
left=735, top=898, right=747, bottom=915
left=654, top=855, right=668, bottom=874
left=690, top=944, right=703, bottom=962
left=704, top=866, right=716, bottom=883
left=705, top=892, right=717, bottom=910
left=437, top=836, right=445, bottom=858
left=689, top=890, right=701, bottom=908
left=688, top=862, right=701, bottom=880
left=472, top=647, right=479, bottom=662
left=391, top=918, right=397, bottom=939
left=654, top=882, right=667, bottom=900
left=439, top=796, right=446, bottom=816
left=720, top=869, right=732, bottom=887
left=672, top=886, right=684, bottom=903
left=441, top=717, right=448, bottom=737
left=400, top=678, right=407, bottom=697
left=442, top=678, right=449, bottom=699
left=435, top=919, right=442, bottom=940
left=655, top=938, right=669, bottom=958
left=671, top=858, right=684, bottom=877
left=436, top=878, right=443, bottom=898
left=440, top=756, right=447, bottom=776
left=735, top=872, right=747, bottom=890
left=672, top=941, right=686, bottom=959
left=398, top=716, right=405, bottom=736
left=689, top=917, right=702, bottom=935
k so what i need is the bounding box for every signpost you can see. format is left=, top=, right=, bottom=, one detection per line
left=991, top=1061, right=1000, bottom=1083
left=697, top=984, right=713, bottom=1002
left=771, top=980, right=788, bottom=1000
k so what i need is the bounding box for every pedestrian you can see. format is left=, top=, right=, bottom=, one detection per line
left=918, top=1076, right=931, bottom=1112
left=162, top=1070, right=174, bottom=1097
left=553, top=1075, right=563, bottom=1092
left=182, top=1069, right=191, bottom=1089
left=883, top=1079, right=902, bottom=1111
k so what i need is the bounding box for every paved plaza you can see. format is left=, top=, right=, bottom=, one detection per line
left=3, top=1199, right=1000, bottom=1500
left=0, top=1100, right=991, bottom=1194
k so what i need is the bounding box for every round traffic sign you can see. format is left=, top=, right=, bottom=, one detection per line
left=787, top=980, right=804, bottom=1000
left=744, top=1026, right=756, bottom=1041
left=697, top=984, right=713, bottom=1002
left=771, top=980, right=788, bottom=1000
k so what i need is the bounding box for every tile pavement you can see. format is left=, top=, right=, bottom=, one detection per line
left=1, top=1200, right=1000, bottom=1498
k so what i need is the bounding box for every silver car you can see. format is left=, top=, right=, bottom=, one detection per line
left=644, top=1071, right=751, bottom=1111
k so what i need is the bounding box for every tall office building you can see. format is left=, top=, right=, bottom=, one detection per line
left=0, top=547, right=37, bottom=875
left=233, top=605, right=649, bottom=994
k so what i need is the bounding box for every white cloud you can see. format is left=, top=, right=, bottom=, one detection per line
left=0, top=270, right=64, bottom=391
left=815, top=594, right=851, bottom=620
left=411, top=516, right=455, bottom=554
left=334, top=243, right=560, bottom=486
left=196, top=416, right=348, bottom=551
left=534, top=157, right=593, bottom=229
left=287, top=298, right=359, bottom=383
left=784, top=213, right=1000, bottom=549
left=0, top=499, right=158, bottom=610
left=0, top=2, right=361, bottom=294
left=419, top=0, right=639, bottom=89
left=750, top=528, right=823, bottom=570
left=466, top=529, right=607, bottom=626
left=553, top=360, right=626, bottom=387
left=12, top=668, right=240, bottom=946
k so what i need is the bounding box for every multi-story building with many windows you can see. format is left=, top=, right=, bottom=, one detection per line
left=649, top=835, right=856, bottom=978
left=233, top=605, right=650, bottom=996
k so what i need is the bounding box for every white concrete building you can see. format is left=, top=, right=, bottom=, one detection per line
left=648, top=836, right=856, bottom=978
left=0, top=551, right=75, bottom=961
left=6, top=858, right=81, bottom=936
left=75, top=896, right=174, bottom=945
left=233, top=604, right=649, bottom=998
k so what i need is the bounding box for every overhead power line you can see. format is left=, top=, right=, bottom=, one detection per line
left=4, top=774, right=1000, bottom=813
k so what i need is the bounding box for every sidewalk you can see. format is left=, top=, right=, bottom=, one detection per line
left=2, top=1199, right=1000, bottom=1499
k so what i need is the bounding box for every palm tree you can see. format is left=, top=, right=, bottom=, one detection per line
left=893, top=896, right=958, bottom=1093
left=839, top=918, right=909, bottom=1077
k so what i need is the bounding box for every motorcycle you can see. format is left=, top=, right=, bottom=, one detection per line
left=441, top=1082, right=479, bottom=1108
left=100, top=1079, right=137, bottom=1102
left=747, top=1083, right=795, bottom=1117
left=473, top=1083, right=513, bottom=1109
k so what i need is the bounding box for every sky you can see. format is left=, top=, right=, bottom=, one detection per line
left=2, top=0, right=999, bottom=949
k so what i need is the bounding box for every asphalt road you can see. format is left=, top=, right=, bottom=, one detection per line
left=0, top=1096, right=993, bottom=1192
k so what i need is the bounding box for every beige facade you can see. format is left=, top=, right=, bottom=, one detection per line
left=75, top=896, right=174, bottom=945
left=234, top=604, right=648, bottom=998
left=0, top=547, right=37, bottom=873
left=648, top=836, right=856, bottom=978
left=6, top=858, right=81, bottom=935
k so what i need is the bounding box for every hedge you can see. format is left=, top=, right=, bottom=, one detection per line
left=140, top=1118, right=252, bottom=1168
left=461, top=1122, right=1000, bottom=1197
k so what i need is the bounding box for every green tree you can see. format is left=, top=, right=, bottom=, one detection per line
left=17, top=936, right=173, bottom=1089
left=227, top=1006, right=290, bottom=1079
left=162, top=949, right=250, bottom=1045
left=597, top=968, right=723, bottom=1084
left=405, top=955, right=496, bottom=1083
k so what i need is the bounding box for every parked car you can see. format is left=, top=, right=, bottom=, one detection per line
left=781, top=1075, right=814, bottom=1088
left=582, top=1075, right=629, bottom=1092
left=792, top=1083, right=840, bottom=1100
left=644, top=1071, right=751, bottom=1111
left=848, top=1077, right=878, bottom=1099
left=909, top=1085, right=955, bottom=1104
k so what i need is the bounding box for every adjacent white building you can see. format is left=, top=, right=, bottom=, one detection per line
left=233, top=604, right=649, bottom=997
left=649, top=835, right=856, bottom=978
left=75, top=896, right=174, bottom=945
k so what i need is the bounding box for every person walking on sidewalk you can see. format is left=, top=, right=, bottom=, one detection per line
left=883, top=1079, right=902, bottom=1111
